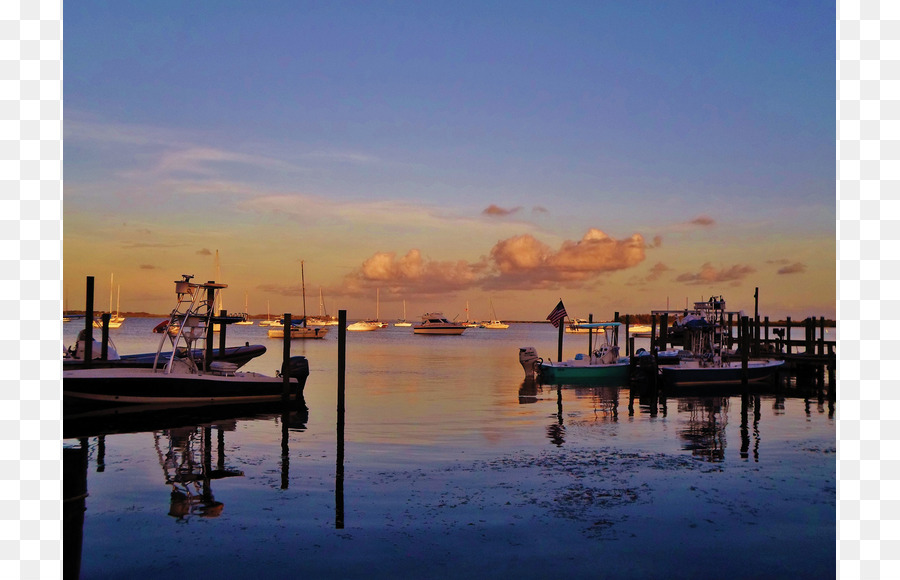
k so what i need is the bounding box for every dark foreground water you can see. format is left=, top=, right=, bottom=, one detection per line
left=64, top=319, right=835, bottom=579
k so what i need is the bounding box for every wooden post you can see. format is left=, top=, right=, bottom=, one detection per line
left=100, top=313, right=110, bottom=360
left=727, top=312, right=734, bottom=349
left=282, top=313, right=292, bottom=400
left=818, top=316, right=826, bottom=356
left=336, top=309, right=346, bottom=529
left=659, top=312, right=669, bottom=350
left=205, top=284, right=216, bottom=372
left=218, top=309, right=227, bottom=354
left=587, top=313, right=593, bottom=355
left=625, top=314, right=631, bottom=356
left=650, top=315, right=657, bottom=352
left=741, top=316, right=749, bottom=385
left=785, top=317, right=792, bottom=354
left=764, top=316, right=770, bottom=352
left=83, top=276, right=94, bottom=367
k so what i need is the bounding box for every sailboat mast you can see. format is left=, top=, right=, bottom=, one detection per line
left=301, top=260, right=307, bottom=326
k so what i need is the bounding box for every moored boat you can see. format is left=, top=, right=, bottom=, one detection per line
left=413, top=313, right=467, bottom=335
left=523, top=321, right=630, bottom=383
left=64, top=275, right=309, bottom=407
left=660, top=358, right=784, bottom=388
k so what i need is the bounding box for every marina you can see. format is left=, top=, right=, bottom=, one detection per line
left=64, top=309, right=834, bottom=579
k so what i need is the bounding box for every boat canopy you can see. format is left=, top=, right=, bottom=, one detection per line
left=575, top=322, right=621, bottom=329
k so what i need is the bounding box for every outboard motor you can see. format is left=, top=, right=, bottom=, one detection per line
left=519, top=347, right=540, bottom=379
left=281, top=356, right=310, bottom=393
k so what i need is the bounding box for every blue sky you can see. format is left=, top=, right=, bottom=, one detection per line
left=64, top=1, right=835, bottom=320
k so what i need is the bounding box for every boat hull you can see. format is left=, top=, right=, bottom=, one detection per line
left=660, top=359, right=784, bottom=388
left=539, top=361, right=630, bottom=384
left=63, top=344, right=268, bottom=370
left=413, top=326, right=466, bottom=335
left=267, top=326, right=329, bottom=339
left=63, top=367, right=306, bottom=406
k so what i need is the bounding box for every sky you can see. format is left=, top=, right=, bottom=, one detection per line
left=63, top=1, right=835, bottom=321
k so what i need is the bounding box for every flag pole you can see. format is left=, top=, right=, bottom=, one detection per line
left=557, top=316, right=564, bottom=362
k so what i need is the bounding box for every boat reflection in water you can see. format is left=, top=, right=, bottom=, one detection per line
left=63, top=401, right=315, bottom=579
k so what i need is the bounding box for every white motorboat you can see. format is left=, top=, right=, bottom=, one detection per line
left=413, top=313, right=467, bottom=335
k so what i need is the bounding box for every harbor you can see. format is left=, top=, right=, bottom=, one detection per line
left=64, top=296, right=835, bottom=579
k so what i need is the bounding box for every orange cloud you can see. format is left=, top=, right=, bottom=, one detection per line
left=345, top=229, right=647, bottom=294
left=676, top=262, right=755, bottom=285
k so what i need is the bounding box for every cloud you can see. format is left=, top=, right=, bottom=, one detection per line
left=532, top=206, right=549, bottom=214
left=690, top=215, right=715, bottom=226
left=139, top=264, right=156, bottom=270
left=777, top=262, right=806, bottom=275
left=676, top=262, right=756, bottom=285
left=482, top=204, right=522, bottom=217
left=197, top=248, right=213, bottom=256
left=342, top=229, right=647, bottom=295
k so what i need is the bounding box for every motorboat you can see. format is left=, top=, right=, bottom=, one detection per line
left=564, top=318, right=592, bottom=333
left=521, top=322, right=630, bottom=383
left=64, top=275, right=309, bottom=407
left=64, top=330, right=266, bottom=370
left=413, top=313, right=467, bottom=335
left=347, top=320, right=380, bottom=331
left=655, top=295, right=784, bottom=388
left=659, top=357, right=785, bottom=388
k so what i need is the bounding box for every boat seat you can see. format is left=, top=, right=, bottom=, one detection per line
left=209, top=361, right=239, bottom=376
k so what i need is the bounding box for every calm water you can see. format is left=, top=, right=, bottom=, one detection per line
left=64, top=319, right=835, bottom=579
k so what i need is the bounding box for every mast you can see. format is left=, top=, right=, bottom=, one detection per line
left=301, top=260, right=307, bottom=327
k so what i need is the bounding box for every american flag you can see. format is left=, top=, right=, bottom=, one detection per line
left=546, top=300, right=567, bottom=328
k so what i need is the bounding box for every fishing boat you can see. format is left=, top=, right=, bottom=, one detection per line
left=482, top=299, right=509, bottom=329
left=64, top=275, right=309, bottom=406
left=266, top=262, right=329, bottom=340
left=659, top=357, right=784, bottom=388
left=64, top=330, right=267, bottom=370
left=656, top=296, right=783, bottom=388
left=564, top=318, right=592, bottom=333
left=413, top=313, right=467, bottom=335
left=521, top=322, right=630, bottom=383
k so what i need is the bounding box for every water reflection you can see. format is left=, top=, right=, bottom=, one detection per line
left=539, top=383, right=623, bottom=446
left=676, top=397, right=729, bottom=462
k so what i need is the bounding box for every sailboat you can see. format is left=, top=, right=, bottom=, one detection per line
left=258, top=300, right=277, bottom=327
left=348, top=288, right=386, bottom=330
left=308, top=288, right=339, bottom=326
left=462, top=300, right=481, bottom=328
left=394, top=299, right=412, bottom=327
left=482, top=299, right=509, bottom=329
left=235, top=292, right=254, bottom=325
left=267, top=261, right=328, bottom=339
left=94, top=274, right=124, bottom=328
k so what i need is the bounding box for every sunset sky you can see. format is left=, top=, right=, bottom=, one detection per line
left=64, top=1, right=835, bottom=321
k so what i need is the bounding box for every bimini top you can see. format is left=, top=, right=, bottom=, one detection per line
left=572, top=322, right=621, bottom=329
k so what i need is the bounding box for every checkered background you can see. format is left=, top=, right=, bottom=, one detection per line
left=0, top=0, right=872, bottom=577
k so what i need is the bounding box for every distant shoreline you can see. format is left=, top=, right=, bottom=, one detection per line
left=64, top=312, right=837, bottom=327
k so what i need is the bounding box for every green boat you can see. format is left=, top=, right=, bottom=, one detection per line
left=528, top=322, right=631, bottom=384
